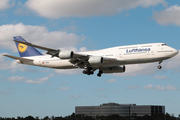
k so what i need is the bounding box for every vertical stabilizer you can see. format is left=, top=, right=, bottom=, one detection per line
left=14, top=36, right=42, bottom=57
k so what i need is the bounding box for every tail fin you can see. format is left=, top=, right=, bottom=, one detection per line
left=14, top=36, right=42, bottom=57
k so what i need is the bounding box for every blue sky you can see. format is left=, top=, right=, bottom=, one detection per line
left=1, top=0, right=180, bottom=118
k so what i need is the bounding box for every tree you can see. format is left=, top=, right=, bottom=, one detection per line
left=42, top=116, right=49, bottom=120
left=24, top=116, right=35, bottom=120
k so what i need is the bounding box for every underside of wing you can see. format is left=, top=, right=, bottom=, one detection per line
left=69, top=55, right=89, bottom=68
left=70, top=53, right=122, bottom=68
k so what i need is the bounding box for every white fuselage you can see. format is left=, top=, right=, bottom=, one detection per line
left=18, top=43, right=178, bottom=69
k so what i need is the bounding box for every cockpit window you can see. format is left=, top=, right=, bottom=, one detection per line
left=162, top=44, right=167, bottom=46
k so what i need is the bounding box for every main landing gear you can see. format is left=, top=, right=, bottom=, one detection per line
left=97, top=70, right=103, bottom=77
left=82, top=67, right=94, bottom=75
left=82, top=68, right=103, bottom=77
left=157, top=60, right=162, bottom=69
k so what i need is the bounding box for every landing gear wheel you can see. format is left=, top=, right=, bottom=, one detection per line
left=157, top=65, right=162, bottom=69
left=97, top=73, right=101, bottom=77
left=97, top=70, right=103, bottom=77
left=90, top=71, right=94, bottom=75
left=157, top=61, right=163, bottom=69
left=82, top=67, right=94, bottom=75
left=82, top=70, right=87, bottom=74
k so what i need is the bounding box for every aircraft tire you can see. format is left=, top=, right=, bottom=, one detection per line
left=157, top=65, right=162, bottom=69
left=97, top=73, right=101, bottom=77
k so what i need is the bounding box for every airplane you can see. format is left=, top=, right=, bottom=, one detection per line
left=3, top=36, right=178, bottom=77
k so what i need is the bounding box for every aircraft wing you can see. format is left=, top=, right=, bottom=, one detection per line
left=14, top=40, right=88, bottom=57
left=14, top=40, right=89, bottom=58
left=69, top=54, right=121, bottom=68
left=3, top=54, right=33, bottom=61
left=14, top=40, right=59, bottom=57
left=14, top=40, right=57, bottom=51
left=14, top=40, right=122, bottom=67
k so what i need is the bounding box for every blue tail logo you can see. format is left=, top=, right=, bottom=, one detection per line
left=14, top=36, right=42, bottom=57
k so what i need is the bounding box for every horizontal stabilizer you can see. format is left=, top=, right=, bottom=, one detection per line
left=3, top=54, right=33, bottom=61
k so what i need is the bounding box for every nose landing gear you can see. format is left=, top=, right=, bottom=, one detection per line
left=157, top=61, right=162, bottom=69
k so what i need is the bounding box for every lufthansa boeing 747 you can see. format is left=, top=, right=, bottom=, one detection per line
left=3, top=36, right=178, bottom=77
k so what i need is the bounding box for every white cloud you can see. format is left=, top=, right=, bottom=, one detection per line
left=153, top=5, right=180, bottom=26
left=144, top=84, right=165, bottom=90
left=25, top=0, right=167, bottom=19
left=48, top=73, right=54, bottom=77
left=0, top=23, right=85, bottom=52
left=154, top=85, right=165, bottom=91
left=0, top=53, right=24, bottom=72
left=127, top=85, right=140, bottom=89
left=166, top=85, right=178, bottom=91
left=154, top=75, right=170, bottom=80
left=6, top=76, right=26, bottom=82
left=0, top=0, right=14, bottom=11
left=59, top=87, right=71, bottom=90
left=0, top=53, right=38, bottom=73
left=116, top=63, right=157, bottom=76
left=144, top=84, right=153, bottom=89
left=69, top=95, right=83, bottom=99
left=25, top=77, right=49, bottom=84
left=144, top=84, right=178, bottom=91
left=4, top=75, right=50, bottom=84
left=106, top=79, right=117, bottom=83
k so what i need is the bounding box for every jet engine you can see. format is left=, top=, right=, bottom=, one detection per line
left=88, top=56, right=103, bottom=65
left=16, top=59, right=23, bottom=64
left=58, top=50, right=74, bottom=59
left=103, top=66, right=125, bottom=73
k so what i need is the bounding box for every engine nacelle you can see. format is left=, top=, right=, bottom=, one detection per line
left=59, top=50, right=74, bottom=59
left=103, top=66, right=125, bottom=73
left=88, top=56, right=103, bottom=65
left=16, top=60, right=23, bottom=64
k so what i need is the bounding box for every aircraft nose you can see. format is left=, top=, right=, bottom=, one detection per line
left=174, top=49, right=179, bottom=55
left=172, top=48, right=179, bottom=56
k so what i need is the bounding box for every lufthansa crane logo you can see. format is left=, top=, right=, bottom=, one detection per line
left=18, top=43, right=28, bottom=53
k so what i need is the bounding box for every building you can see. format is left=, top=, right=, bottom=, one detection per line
left=75, top=103, right=165, bottom=117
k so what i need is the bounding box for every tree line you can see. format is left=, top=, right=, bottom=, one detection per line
left=1, top=112, right=179, bottom=120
